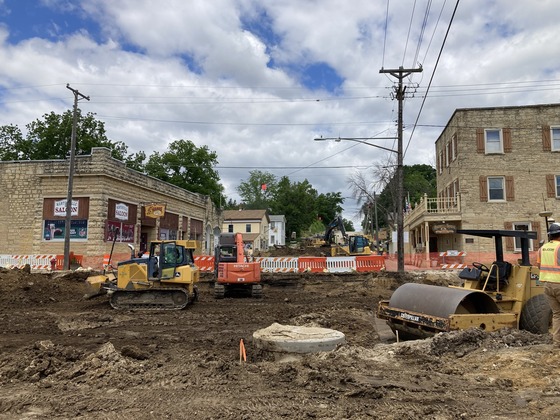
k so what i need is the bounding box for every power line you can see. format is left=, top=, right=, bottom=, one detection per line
left=404, top=0, right=460, bottom=159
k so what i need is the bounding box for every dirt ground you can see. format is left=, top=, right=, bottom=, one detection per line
left=0, top=266, right=559, bottom=420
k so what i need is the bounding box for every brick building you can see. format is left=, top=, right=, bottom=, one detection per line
left=0, top=147, right=221, bottom=268
left=405, top=103, right=560, bottom=263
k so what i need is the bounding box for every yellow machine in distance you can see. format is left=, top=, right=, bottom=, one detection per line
left=85, top=240, right=200, bottom=310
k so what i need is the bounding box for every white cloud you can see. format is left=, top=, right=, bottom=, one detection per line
left=1, top=0, right=559, bottom=225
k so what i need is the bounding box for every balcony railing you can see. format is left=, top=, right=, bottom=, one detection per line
left=405, top=193, right=461, bottom=223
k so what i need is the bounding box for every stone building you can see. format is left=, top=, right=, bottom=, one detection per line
left=0, top=147, right=221, bottom=268
left=405, top=103, right=560, bottom=262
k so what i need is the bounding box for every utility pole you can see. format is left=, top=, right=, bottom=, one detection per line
left=64, top=84, right=89, bottom=270
left=379, top=66, right=422, bottom=272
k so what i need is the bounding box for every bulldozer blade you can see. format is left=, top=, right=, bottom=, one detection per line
left=84, top=274, right=114, bottom=299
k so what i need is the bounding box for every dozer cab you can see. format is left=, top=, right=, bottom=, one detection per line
left=85, top=240, right=200, bottom=310
left=214, top=232, right=262, bottom=299
left=377, top=229, right=552, bottom=340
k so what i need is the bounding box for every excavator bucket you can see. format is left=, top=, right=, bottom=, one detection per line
left=377, top=283, right=517, bottom=339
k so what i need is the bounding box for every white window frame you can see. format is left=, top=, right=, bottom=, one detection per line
left=445, top=142, right=450, bottom=167
left=487, top=176, right=505, bottom=201
left=451, top=134, right=457, bottom=161
left=513, top=222, right=533, bottom=252
left=552, top=127, right=560, bottom=151
left=485, top=129, right=503, bottom=154
left=556, top=175, right=560, bottom=198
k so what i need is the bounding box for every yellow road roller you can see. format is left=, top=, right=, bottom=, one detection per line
left=377, top=229, right=552, bottom=340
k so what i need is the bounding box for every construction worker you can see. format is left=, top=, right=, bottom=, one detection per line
left=538, top=222, right=560, bottom=348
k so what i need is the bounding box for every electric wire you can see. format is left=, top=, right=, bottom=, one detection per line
left=404, top=0, right=461, bottom=159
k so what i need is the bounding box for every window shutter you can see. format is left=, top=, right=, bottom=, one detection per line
left=546, top=174, right=556, bottom=198
left=505, top=176, right=514, bottom=201
left=533, top=221, right=541, bottom=247
left=476, top=128, right=484, bottom=153
left=479, top=176, right=488, bottom=201
left=503, top=128, right=512, bottom=153
left=543, top=125, right=551, bottom=151
left=504, top=222, right=514, bottom=251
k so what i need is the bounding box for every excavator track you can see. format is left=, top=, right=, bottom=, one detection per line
left=109, top=287, right=191, bottom=310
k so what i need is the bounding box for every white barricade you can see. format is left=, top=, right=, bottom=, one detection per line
left=326, top=257, right=356, bottom=273
left=255, top=257, right=299, bottom=273
left=0, top=254, right=57, bottom=269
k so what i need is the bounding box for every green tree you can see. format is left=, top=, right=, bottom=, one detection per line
left=270, top=177, right=319, bottom=239
left=144, top=139, right=225, bottom=206
left=236, top=170, right=277, bottom=210
left=315, top=192, right=344, bottom=226
left=0, top=110, right=128, bottom=161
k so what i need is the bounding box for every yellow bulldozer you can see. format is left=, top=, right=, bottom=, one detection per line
left=377, top=229, right=552, bottom=340
left=85, top=239, right=200, bottom=310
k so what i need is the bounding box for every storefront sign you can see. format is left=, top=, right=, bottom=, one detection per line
left=145, top=204, right=166, bottom=218
left=54, top=199, right=78, bottom=216
left=432, top=223, right=456, bottom=234
left=115, top=203, right=129, bottom=220
left=43, top=219, right=87, bottom=240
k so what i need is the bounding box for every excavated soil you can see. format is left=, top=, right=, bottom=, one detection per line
left=0, top=267, right=559, bottom=419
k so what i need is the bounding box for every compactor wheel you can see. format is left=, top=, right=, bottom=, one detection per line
left=520, top=294, right=552, bottom=334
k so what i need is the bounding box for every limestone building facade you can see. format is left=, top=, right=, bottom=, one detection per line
left=0, top=147, right=222, bottom=268
left=405, top=103, right=560, bottom=259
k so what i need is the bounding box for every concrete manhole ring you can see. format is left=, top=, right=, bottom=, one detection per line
left=253, top=322, right=346, bottom=354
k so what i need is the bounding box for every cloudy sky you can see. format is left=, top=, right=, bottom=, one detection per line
left=1, top=0, right=559, bottom=225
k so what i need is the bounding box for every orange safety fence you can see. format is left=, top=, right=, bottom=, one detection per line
left=194, top=256, right=215, bottom=272
left=355, top=255, right=385, bottom=272
left=298, top=256, right=327, bottom=273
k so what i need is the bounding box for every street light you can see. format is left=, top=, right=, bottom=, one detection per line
left=314, top=135, right=405, bottom=272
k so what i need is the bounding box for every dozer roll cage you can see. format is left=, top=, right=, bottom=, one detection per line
left=456, top=229, right=537, bottom=266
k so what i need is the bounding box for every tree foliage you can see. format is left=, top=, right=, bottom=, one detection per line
left=0, top=110, right=127, bottom=161
left=235, top=171, right=345, bottom=239
left=236, top=170, right=277, bottom=210
left=144, top=139, right=225, bottom=206
left=0, top=110, right=227, bottom=207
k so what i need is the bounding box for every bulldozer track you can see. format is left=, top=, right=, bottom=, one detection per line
left=109, top=287, right=192, bottom=310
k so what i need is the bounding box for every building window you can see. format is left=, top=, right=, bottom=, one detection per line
left=451, top=134, right=457, bottom=161
left=513, top=222, right=533, bottom=251
left=445, top=142, right=450, bottom=167
left=485, top=129, right=503, bottom=154
left=556, top=175, right=560, bottom=197
left=228, top=224, right=233, bottom=233
left=552, top=127, right=560, bottom=151
left=246, top=224, right=251, bottom=233
left=270, top=221, right=275, bottom=229
left=488, top=177, right=505, bottom=201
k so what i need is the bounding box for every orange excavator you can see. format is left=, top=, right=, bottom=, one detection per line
left=213, top=232, right=262, bottom=299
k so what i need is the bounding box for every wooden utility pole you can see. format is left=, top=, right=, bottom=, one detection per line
left=379, top=66, right=422, bottom=272
left=64, top=84, right=89, bottom=270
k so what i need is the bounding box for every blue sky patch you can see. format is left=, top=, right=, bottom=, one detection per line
left=1, top=1, right=102, bottom=44
left=299, top=62, right=344, bottom=93
left=240, top=8, right=282, bottom=69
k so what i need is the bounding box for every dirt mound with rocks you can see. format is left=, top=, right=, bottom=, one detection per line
left=0, top=266, right=558, bottom=419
